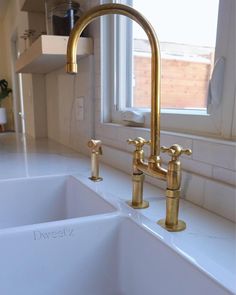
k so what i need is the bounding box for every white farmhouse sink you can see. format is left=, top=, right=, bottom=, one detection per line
left=0, top=175, right=116, bottom=230
left=0, top=214, right=231, bottom=295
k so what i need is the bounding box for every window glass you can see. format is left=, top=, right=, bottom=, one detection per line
left=132, top=0, right=219, bottom=110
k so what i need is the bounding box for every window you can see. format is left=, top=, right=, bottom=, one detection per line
left=102, top=0, right=235, bottom=138
left=132, top=0, right=218, bottom=111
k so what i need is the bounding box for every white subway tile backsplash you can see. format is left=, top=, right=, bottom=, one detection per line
left=95, top=86, right=100, bottom=98
left=95, top=73, right=101, bottom=88
left=204, top=180, right=236, bottom=222
left=95, top=122, right=103, bottom=137
left=100, top=135, right=120, bottom=149
left=95, top=58, right=101, bottom=75
left=117, top=126, right=139, bottom=145
left=117, top=126, right=130, bottom=142
left=100, top=124, right=119, bottom=139
left=102, top=145, right=132, bottom=174
left=181, top=157, right=213, bottom=178
left=193, top=140, right=236, bottom=170
left=95, top=111, right=102, bottom=124
left=131, top=128, right=150, bottom=141
left=95, top=97, right=101, bottom=110
left=213, top=167, right=236, bottom=187
left=182, top=172, right=206, bottom=207
left=145, top=174, right=166, bottom=190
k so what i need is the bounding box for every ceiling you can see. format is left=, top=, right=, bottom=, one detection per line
left=0, top=0, right=9, bottom=21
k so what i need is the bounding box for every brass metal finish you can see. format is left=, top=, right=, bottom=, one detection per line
left=157, top=219, right=186, bottom=232
left=127, top=138, right=150, bottom=208
left=89, top=176, right=103, bottom=182
left=66, top=3, right=192, bottom=231
left=126, top=173, right=149, bottom=209
left=88, top=139, right=103, bottom=182
left=66, top=63, right=77, bottom=73
left=157, top=145, right=192, bottom=231
left=66, top=3, right=161, bottom=157
left=127, top=200, right=149, bottom=209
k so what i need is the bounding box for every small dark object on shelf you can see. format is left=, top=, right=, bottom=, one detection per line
left=45, top=0, right=85, bottom=36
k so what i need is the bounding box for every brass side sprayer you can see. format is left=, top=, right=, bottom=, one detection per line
left=88, top=139, right=103, bottom=182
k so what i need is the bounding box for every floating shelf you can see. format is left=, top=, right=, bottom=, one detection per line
left=15, top=35, right=93, bottom=74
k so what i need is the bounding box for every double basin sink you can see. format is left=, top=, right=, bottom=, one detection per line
left=0, top=175, right=232, bottom=295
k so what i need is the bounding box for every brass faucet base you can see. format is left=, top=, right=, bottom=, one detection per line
left=127, top=200, right=149, bottom=209
left=89, top=176, right=103, bottom=182
left=157, top=219, right=186, bottom=232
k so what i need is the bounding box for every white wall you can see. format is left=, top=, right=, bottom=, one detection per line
left=0, top=1, right=29, bottom=131
left=2, top=0, right=28, bottom=81
left=2, top=0, right=47, bottom=137
left=46, top=56, right=94, bottom=155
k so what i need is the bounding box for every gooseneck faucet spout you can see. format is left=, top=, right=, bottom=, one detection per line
left=66, top=3, right=161, bottom=158
left=66, top=3, right=192, bottom=232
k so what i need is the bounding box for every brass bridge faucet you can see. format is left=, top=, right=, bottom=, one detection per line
left=88, top=139, right=103, bottom=182
left=66, top=3, right=192, bottom=232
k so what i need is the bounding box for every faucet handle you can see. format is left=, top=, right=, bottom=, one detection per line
left=88, top=139, right=102, bottom=154
left=127, top=137, right=150, bottom=151
left=161, top=144, right=192, bottom=159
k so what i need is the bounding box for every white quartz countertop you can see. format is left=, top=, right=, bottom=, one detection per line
left=0, top=133, right=235, bottom=294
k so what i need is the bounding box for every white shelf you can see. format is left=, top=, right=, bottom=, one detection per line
left=15, top=35, right=93, bottom=74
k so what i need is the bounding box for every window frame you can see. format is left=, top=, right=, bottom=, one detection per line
left=101, top=0, right=235, bottom=139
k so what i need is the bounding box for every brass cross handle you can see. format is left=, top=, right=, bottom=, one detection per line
left=127, top=137, right=151, bottom=151
left=161, top=144, right=192, bottom=159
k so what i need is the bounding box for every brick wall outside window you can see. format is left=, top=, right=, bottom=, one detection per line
left=133, top=41, right=214, bottom=109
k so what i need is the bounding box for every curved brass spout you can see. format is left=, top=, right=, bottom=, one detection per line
left=66, top=3, right=161, bottom=157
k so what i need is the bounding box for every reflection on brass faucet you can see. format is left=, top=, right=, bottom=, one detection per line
left=88, top=139, right=103, bottom=182
left=66, top=3, right=192, bottom=231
